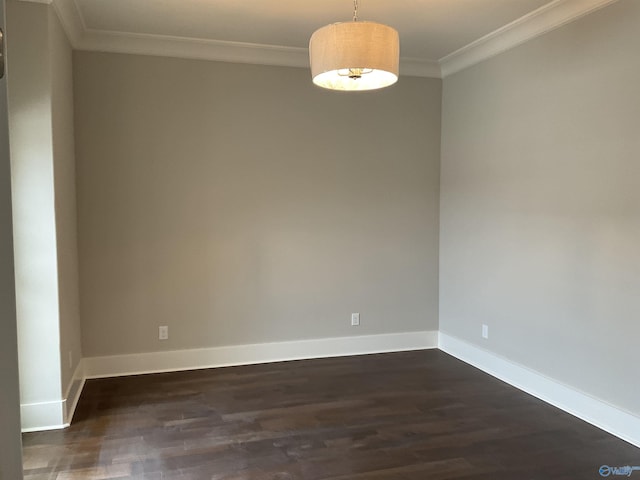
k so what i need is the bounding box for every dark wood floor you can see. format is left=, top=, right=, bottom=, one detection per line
left=23, top=350, right=639, bottom=480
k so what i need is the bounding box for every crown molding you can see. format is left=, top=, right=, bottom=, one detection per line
left=21, top=0, right=441, bottom=78
left=400, top=58, right=442, bottom=79
left=50, top=0, right=85, bottom=47
left=22, top=0, right=619, bottom=80
left=439, top=0, right=620, bottom=77
left=80, top=29, right=312, bottom=70
left=19, top=0, right=84, bottom=47
left=77, top=29, right=443, bottom=78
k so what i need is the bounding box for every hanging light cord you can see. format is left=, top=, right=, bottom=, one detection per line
left=343, top=0, right=373, bottom=79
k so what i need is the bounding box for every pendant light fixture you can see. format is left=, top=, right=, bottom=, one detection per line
left=309, top=0, right=399, bottom=91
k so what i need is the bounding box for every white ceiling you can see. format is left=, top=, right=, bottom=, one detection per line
left=45, top=0, right=618, bottom=77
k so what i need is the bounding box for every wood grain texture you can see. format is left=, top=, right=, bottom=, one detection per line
left=22, top=350, right=639, bottom=479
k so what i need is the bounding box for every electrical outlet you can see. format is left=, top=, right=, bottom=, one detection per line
left=482, top=324, right=489, bottom=339
left=351, top=313, right=360, bottom=326
left=159, top=326, right=169, bottom=340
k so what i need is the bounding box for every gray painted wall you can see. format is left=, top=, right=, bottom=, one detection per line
left=50, top=4, right=82, bottom=398
left=74, top=52, right=442, bottom=357
left=440, top=0, right=639, bottom=417
left=0, top=0, right=24, bottom=476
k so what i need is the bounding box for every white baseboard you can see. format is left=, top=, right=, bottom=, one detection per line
left=27, top=329, right=639, bottom=450
left=22, top=331, right=434, bottom=432
left=21, top=361, right=87, bottom=432
left=20, top=400, right=66, bottom=432
left=64, top=360, right=86, bottom=425
left=438, top=332, right=640, bottom=449
left=84, top=331, right=438, bottom=379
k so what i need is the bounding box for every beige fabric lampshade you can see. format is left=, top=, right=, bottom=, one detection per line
left=309, top=21, right=399, bottom=91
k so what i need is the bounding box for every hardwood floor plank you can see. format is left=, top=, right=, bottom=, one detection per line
left=22, top=350, right=640, bottom=479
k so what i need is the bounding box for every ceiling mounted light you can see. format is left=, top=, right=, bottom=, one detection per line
left=309, top=0, right=399, bottom=92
